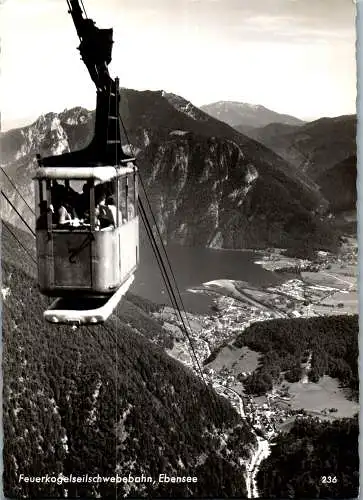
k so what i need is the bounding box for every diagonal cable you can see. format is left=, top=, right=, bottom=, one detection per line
left=0, top=168, right=34, bottom=216
left=1, top=189, right=36, bottom=237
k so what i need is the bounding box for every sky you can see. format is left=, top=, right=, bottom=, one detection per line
left=0, top=0, right=357, bottom=131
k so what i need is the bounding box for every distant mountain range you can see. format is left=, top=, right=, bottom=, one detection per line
left=245, top=115, right=356, bottom=175
left=0, top=89, right=341, bottom=255
left=2, top=222, right=256, bottom=498
left=199, top=102, right=356, bottom=215
left=244, top=115, right=357, bottom=213
left=200, top=101, right=305, bottom=129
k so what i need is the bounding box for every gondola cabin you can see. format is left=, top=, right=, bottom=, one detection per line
left=34, top=162, right=139, bottom=324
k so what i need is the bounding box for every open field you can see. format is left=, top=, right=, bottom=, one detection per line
left=301, top=262, right=357, bottom=316
left=313, top=290, right=358, bottom=315
left=301, top=271, right=354, bottom=290
left=254, top=254, right=309, bottom=272
left=283, top=376, right=359, bottom=418
left=323, top=261, right=356, bottom=278
left=276, top=416, right=298, bottom=433
left=207, top=345, right=260, bottom=376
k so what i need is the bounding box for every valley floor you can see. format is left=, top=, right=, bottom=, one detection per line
left=155, top=238, right=358, bottom=497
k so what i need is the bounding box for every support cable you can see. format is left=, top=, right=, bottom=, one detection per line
left=1, top=190, right=36, bottom=238
left=118, top=114, right=207, bottom=379
left=2, top=220, right=37, bottom=265
left=0, top=168, right=35, bottom=216
left=113, top=74, right=119, bottom=500
left=117, top=114, right=231, bottom=423
left=138, top=196, right=206, bottom=381
left=119, top=114, right=197, bottom=342
left=80, top=0, right=88, bottom=17
left=138, top=197, right=185, bottom=329
left=138, top=173, right=199, bottom=337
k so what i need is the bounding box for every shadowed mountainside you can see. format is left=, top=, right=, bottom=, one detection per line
left=241, top=116, right=357, bottom=217
left=316, top=155, right=357, bottom=213
left=243, top=115, right=356, bottom=181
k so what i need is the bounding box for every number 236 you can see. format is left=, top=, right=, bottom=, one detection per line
left=321, top=476, right=338, bottom=484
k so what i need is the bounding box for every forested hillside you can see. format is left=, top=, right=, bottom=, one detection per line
left=2, top=223, right=256, bottom=498
left=257, top=416, right=359, bottom=499
left=233, top=315, right=358, bottom=397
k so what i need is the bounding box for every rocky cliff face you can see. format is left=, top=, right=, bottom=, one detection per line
left=0, top=89, right=335, bottom=252
left=0, top=108, right=94, bottom=229
left=139, top=133, right=331, bottom=250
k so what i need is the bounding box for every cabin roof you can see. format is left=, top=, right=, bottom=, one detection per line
left=33, top=164, right=136, bottom=181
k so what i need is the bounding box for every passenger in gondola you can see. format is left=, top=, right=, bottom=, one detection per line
left=105, top=195, right=117, bottom=226
left=57, top=199, right=72, bottom=226
left=64, top=183, right=79, bottom=217
left=76, top=181, right=92, bottom=220
left=36, top=201, right=55, bottom=230
left=51, top=180, right=66, bottom=207
left=66, top=194, right=78, bottom=220
left=128, top=201, right=135, bottom=220
left=95, top=194, right=114, bottom=229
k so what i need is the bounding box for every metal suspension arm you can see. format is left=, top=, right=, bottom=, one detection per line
left=66, top=0, right=114, bottom=91
left=37, top=0, right=132, bottom=167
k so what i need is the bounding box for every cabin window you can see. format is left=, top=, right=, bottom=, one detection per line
left=127, top=172, right=136, bottom=220
left=93, top=179, right=117, bottom=229
left=134, top=171, right=138, bottom=216
left=117, top=173, right=137, bottom=224
left=35, top=179, right=52, bottom=230
left=35, top=178, right=94, bottom=230
left=50, top=179, right=93, bottom=229
left=118, top=175, right=128, bottom=224
left=36, top=176, right=133, bottom=231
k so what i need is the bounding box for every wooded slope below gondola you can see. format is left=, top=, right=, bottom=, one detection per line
left=1, top=222, right=256, bottom=498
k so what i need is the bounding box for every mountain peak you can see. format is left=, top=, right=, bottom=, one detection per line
left=200, top=100, right=305, bottom=128
left=206, top=101, right=266, bottom=110
left=161, top=91, right=210, bottom=122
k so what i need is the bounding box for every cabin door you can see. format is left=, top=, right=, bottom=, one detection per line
left=52, top=232, right=93, bottom=289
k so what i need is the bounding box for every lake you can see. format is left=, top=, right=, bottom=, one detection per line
left=130, top=243, right=283, bottom=314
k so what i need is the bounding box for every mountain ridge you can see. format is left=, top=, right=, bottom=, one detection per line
left=200, top=100, right=305, bottom=128
left=243, top=114, right=356, bottom=178
left=0, top=89, right=339, bottom=255
left=241, top=114, right=357, bottom=215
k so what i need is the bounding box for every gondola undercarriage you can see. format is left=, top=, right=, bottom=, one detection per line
left=44, top=274, right=134, bottom=325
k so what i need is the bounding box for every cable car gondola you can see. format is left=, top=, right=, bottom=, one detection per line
left=33, top=0, right=139, bottom=325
